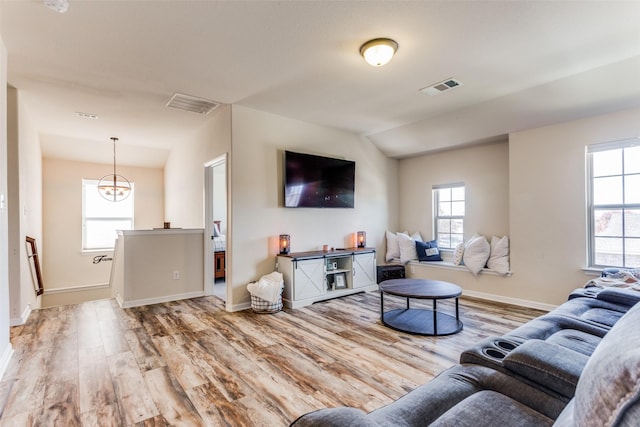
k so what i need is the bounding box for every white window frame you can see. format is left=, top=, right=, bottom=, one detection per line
left=587, top=138, right=640, bottom=268
left=82, top=179, right=134, bottom=251
left=433, top=183, right=465, bottom=250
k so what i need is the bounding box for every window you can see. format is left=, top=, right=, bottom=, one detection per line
left=433, top=183, right=465, bottom=249
left=82, top=179, right=134, bottom=250
left=587, top=139, right=640, bottom=268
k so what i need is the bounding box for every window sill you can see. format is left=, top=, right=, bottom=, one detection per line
left=581, top=267, right=603, bottom=277
left=82, top=249, right=114, bottom=254
left=408, top=260, right=512, bottom=277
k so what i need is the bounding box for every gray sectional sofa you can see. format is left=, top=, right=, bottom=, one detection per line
left=291, top=286, right=640, bottom=427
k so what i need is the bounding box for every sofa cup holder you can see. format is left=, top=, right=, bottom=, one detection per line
left=493, top=339, right=519, bottom=352
left=482, top=347, right=507, bottom=360
left=479, top=338, right=521, bottom=361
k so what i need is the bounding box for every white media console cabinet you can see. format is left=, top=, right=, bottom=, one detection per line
left=277, top=248, right=377, bottom=309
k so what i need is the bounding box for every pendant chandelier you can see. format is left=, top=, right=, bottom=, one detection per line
left=97, top=137, right=131, bottom=202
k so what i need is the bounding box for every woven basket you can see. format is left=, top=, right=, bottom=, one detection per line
left=251, top=293, right=283, bottom=314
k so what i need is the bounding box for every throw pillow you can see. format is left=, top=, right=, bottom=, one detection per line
left=572, top=302, right=640, bottom=426
left=416, top=239, right=443, bottom=262
left=452, top=242, right=465, bottom=265
left=487, top=235, right=510, bottom=274
left=385, top=230, right=400, bottom=262
left=397, top=232, right=423, bottom=264
left=385, top=230, right=407, bottom=262
left=463, top=233, right=490, bottom=275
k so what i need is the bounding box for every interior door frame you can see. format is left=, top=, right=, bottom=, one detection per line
left=204, top=154, right=227, bottom=298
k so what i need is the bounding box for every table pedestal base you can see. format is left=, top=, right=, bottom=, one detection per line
left=382, top=308, right=463, bottom=336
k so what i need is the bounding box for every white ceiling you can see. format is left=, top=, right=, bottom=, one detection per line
left=2, top=1, right=640, bottom=167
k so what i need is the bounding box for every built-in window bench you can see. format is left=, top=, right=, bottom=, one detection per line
left=404, top=255, right=555, bottom=312
left=407, top=260, right=512, bottom=277
left=405, top=260, right=522, bottom=309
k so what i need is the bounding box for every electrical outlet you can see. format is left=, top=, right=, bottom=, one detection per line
left=173, top=270, right=180, bottom=280
left=410, top=265, right=415, bottom=274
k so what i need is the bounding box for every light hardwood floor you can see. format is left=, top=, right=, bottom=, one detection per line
left=0, top=291, right=545, bottom=426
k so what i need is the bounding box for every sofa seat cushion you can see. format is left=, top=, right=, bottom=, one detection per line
left=289, top=407, right=375, bottom=427
left=545, top=329, right=602, bottom=357
left=505, top=295, right=632, bottom=344
left=505, top=315, right=608, bottom=347
left=430, top=390, right=554, bottom=427
left=577, top=307, right=625, bottom=327
left=548, top=297, right=628, bottom=329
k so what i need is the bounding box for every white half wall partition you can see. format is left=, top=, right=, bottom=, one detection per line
left=111, top=229, right=204, bottom=308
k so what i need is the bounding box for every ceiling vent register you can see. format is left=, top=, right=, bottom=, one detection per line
left=165, top=93, right=220, bottom=115
left=420, top=78, right=463, bottom=96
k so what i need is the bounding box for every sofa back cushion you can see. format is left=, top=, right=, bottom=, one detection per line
left=573, top=302, right=640, bottom=426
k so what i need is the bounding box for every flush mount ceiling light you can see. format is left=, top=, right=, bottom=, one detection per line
left=44, top=0, right=69, bottom=13
left=98, top=137, right=131, bottom=202
left=360, top=38, right=398, bottom=67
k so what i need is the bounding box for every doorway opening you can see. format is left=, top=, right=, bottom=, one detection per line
left=205, top=155, right=227, bottom=301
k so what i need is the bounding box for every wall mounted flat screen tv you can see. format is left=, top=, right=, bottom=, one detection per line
left=284, top=150, right=355, bottom=208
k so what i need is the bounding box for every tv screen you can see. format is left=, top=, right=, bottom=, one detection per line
left=284, top=151, right=355, bottom=208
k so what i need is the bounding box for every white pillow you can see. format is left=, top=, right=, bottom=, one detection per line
left=397, top=232, right=423, bottom=264
left=463, top=234, right=490, bottom=275
left=385, top=230, right=403, bottom=262
left=385, top=230, right=399, bottom=262
left=488, top=235, right=510, bottom=274
left=452, top=242, right=465, bottom=266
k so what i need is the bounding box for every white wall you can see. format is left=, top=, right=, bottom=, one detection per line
left=398, top=141, right=510, bottom=240
left=0, top=29, right=14, bottom=379
left=112, top=229, right=204, bottom=307
left=164, top=105, right=231, bottom=229
left=230, top=105, right=397, bottom=309
left=164, top=104, right=397, bottom=310
left=397, top=141, right=522, bottom=306
left=509, top=107, right=640, bottom=305
left=42, top=157, right=163, bottom=307
left=7, top=86, right=42, bottom=325
left=398, top=108, right=640, bottom=308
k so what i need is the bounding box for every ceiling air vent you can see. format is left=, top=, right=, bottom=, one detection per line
left=165, top=93, right=220, bottom=115
left=419, top=78, right=463, bottom=96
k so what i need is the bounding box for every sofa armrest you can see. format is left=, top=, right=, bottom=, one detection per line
left=502, top=339, right=589, bottom=398
left=596, top=287, right=640, bottom=307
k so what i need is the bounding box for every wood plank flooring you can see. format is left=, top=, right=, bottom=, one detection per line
left=0, top=292, right=546, bottom=426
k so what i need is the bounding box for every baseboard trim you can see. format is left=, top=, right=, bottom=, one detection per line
left=463, top=289, right=556, bottom=312
left=10, top=303, right=32, bottom=326
left=0, top=343, right=14, bottom=381
left=118, top=291, right=205, bottom=308
left=43, top=283, right=110, bottom=295
left=225, top=301, right=252, bottom=312
left=115, top=293, right=124, bottom=308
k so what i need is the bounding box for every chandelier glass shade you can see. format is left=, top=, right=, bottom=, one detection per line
left=98, top=137, right=131, bottom=202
